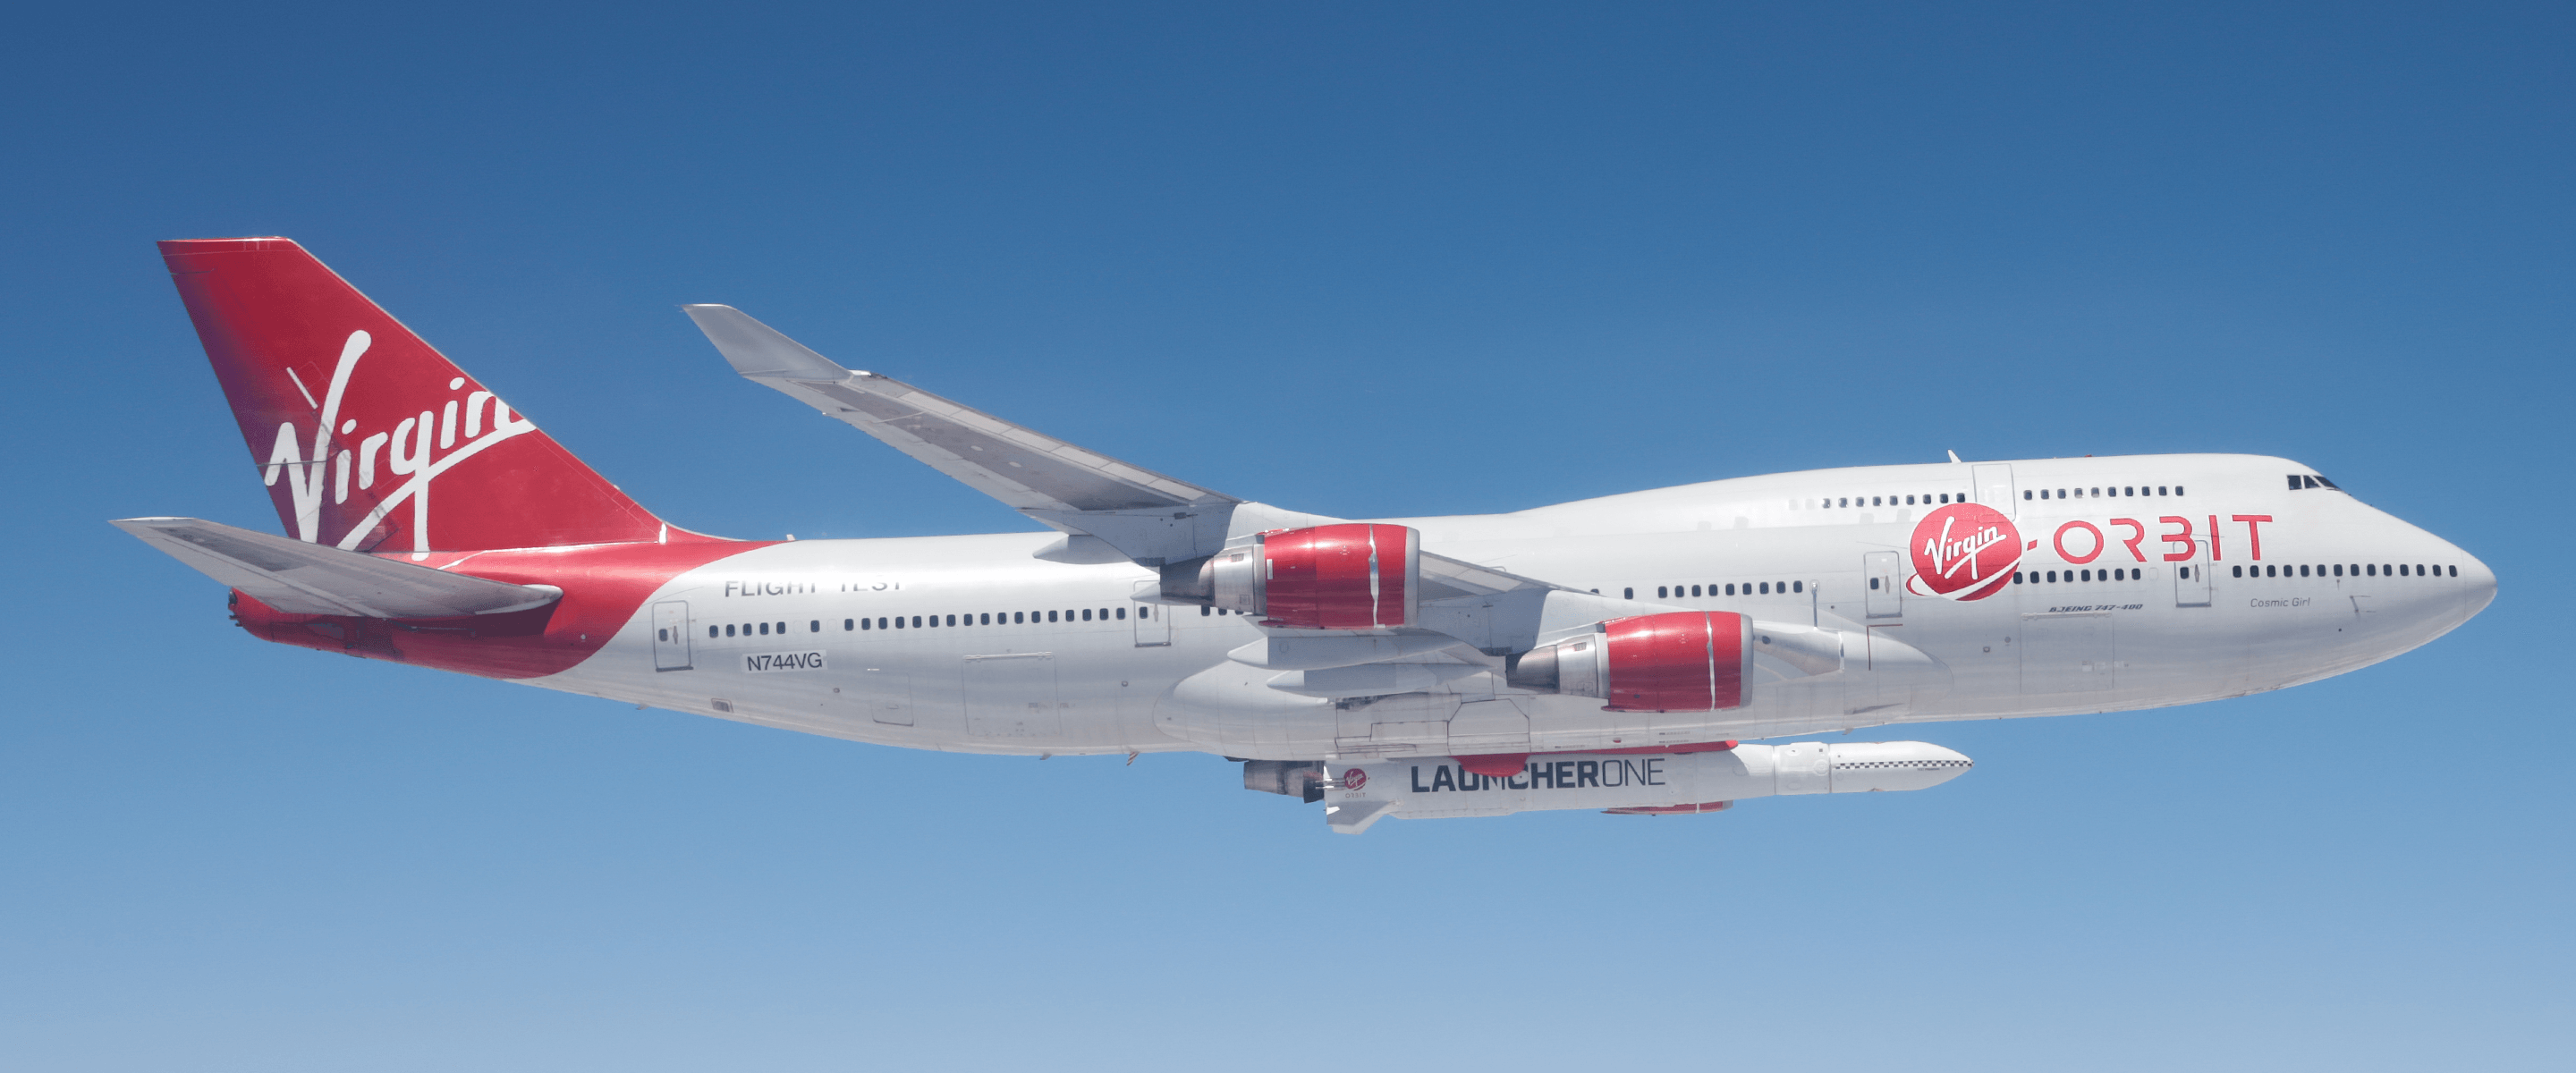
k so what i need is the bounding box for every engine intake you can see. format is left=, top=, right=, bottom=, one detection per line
left=1506, top=611, right=1751, bottom=712
left=1162, top=524, right=1419, bottom=629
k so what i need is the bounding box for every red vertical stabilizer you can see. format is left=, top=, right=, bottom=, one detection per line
left=160, top=237, right=682, bottom=555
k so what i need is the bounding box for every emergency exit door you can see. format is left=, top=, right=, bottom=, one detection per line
left=2173, top=538, right=2211, bottom=607
left=1863, top=552, right=1902, bottom=618
left=1132, top=603, right=1170, bottom=646
left=651, top=600, right=692, bottom=671
left=1972, top=464, right=2017, bottom=514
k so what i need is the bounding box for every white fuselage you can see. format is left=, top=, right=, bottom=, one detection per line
left=539, top=453, right=2493, bottom=760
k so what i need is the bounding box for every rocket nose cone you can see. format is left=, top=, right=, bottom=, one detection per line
left=1917, top=744, right=1974, bottom=787
left=1823, top=740, right=1976, bottom=793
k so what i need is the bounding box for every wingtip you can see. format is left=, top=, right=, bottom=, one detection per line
left=682, top=304, right=848, bottom=379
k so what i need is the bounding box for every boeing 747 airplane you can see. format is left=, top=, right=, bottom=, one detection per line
left=119, top=238, right=2495, bottom=832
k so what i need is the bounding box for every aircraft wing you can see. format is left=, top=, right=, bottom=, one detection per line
left=113, top=517, right=562, bottom=618
left=684, top=306, right=1574, bottom=610
left=683, top=305, right=1243, bottom=562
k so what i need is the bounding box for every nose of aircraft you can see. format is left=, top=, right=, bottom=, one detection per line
left=2458, top=548, right=2498, bottom=621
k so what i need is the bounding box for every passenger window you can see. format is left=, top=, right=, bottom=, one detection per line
left=708, top=626, right=718, bottom=638
left=1870, top=578, right=1881, bottom=589
left=860, top=618, right=871, bottom=630
left=1047, top=610, right=1058, bottom=622
left=809, top=621, right=820, bottom=632
left=1792, top=580, right=1803, bottom=593
left=1624, top=587, right=1634, bottom=599
left=1115, top=607, right=1126, bottom=620
left=1937, top=494, right=1948, bottom=503
left=2449, top=565, right=2458, bottom=577
left=2012, top=572, right=2022, bottom=584
left=909, top=616, right=920, bottom=628
left=1873, top=496, right=1883, bottom=506
left=1080, top=609, right=1091, bottom=621
left=2175, top=486, right=2184, bottom=495
left=2158, top=486, right=2168, bottom=495
left=724, top=624, right=735, bottom=637
left=1725, top=584, right=1736, bottom=596
left=1905, top=495, right=1915, bottom=505
left=1199, top=606, right=1211, bottom=617
left=942, top=614, right=953, bottom=627
left=1657, top=587, right=1668, bottom=598
left=2080, top=570, right=2090, bottom=582
left=1691, top=585, right=1703, bottom=597
left=2414, top=564, right=2425, bottom=576
left=2365, top=564, right=2375, bottom=576
left=2233, top=566, right=2242, bottom=578
left=2023, top=490, right=2032, bottom=500
left=2125, top=486, right=2134, bottom=496
left=843, top=619, right=854, bottom=630
left=2046, top=570, right=2057, bottom=582
left=2333, top=564, right=2343, bottom=576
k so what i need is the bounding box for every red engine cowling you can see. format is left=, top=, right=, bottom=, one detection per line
left=1209, top=523, right=1419, bottom=629
left=1505, top=611, right=1750, bottom=712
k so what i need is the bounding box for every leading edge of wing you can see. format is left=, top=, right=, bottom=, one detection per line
left=682, top=305, right=1238, bottom=520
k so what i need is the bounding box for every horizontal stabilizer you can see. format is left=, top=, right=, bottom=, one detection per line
left=112, top=517, right=562, bottom=618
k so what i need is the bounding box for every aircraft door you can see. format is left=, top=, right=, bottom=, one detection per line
left=1972, top=464, right=2017, bottom=515
left=1863, top=551, right=1902, bottom=619
left=652, top=601, right=692, bottom=671
left=2174, top=538, right=2211, bottom=607
left=1133, top=602, right=1170, bottom=646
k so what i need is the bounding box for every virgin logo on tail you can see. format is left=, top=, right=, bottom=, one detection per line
left=260, top=330, right=536, bottom=559
left=1905, top=503, right=2022, bottom=602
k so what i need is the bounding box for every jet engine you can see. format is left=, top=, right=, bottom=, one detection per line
left=1161, top=523, right=1419, bottom=629
left=1505, top=611, right=1753, bottom=712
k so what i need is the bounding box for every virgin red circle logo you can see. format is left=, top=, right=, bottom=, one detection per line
left=1904, top=503, right=2022, bottom=602
left=1342, top=768, right=1368, bottom=790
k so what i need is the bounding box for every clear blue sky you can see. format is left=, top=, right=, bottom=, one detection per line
left=3, top=4, right=2567, bottom=1069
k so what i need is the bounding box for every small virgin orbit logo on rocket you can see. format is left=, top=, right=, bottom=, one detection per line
left=1905, top=503, right=2023, bottom=602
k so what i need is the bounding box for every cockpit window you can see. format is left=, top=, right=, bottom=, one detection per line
left=2290, top=473, right=2343, bottom=491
